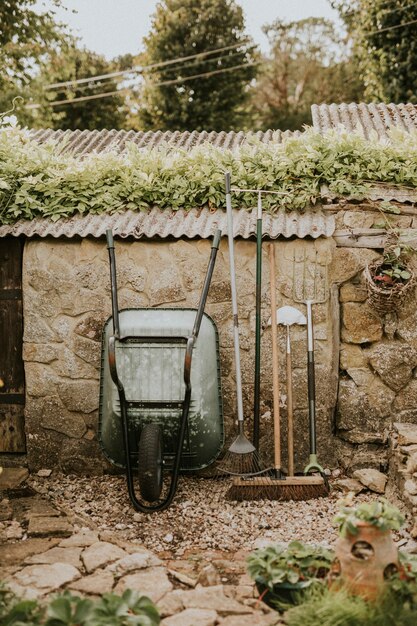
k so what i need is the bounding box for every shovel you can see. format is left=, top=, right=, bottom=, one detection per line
left=275, top=306, right=306, bottom=476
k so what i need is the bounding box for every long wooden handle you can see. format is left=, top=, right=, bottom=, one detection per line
left=269, top=243, right=281, bottom=471
left=286, top=326, right=294, bottom=477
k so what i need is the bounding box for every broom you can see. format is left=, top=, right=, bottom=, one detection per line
left=227, top=243, right=329, bottom=500
left=216, top=173, right=265, bottom=477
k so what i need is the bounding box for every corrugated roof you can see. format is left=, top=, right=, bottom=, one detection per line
left=311, top=102, right=417, bottom=139
left=0, top=206, right=335, bottom=240
left=28, top=128, right=299, bottom=156
left=321, top=182, right=417, bottom=204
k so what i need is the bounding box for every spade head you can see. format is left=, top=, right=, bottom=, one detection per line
left=275, top=305, right=306, bottom=326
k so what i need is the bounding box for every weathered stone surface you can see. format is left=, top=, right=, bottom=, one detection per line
left=0, top=498, right=13, bottom=521
left=172, top=585, right=253, bottom=615
left=353, top=468, right=388, bottom=493
left=74, top=315, right=105, bottom=342
left=23, top=343, right=60, bottom=364
left=60, top=439, right=103, bottom=475
left=197, top=564, right=221, bottom=587
left=330, top=248, right=379, bottom=284
left=219, top=615, right=277, bottom=626
left=10, top=562, right=81, bottom=597
left=0, top=538, right=61, bottom=567
left=394, top=423, right=417, bottom=445
left=365, top=343, right=417, bottom=392
left=339, top=282, right=368, bottom=303
left=59, top=528, right=99, bottom=548
left=168, top=569, right=198, bottom=587
left=69, top=569, right=115, bottom=595
left=37, top=396, right=87, bottom=439
left=57, top=381, right=99, bottom=413
left=24, top=314, right=59, bottom=343
left=27, top=516, right=73, bottom=538
left=0, top=467, right=28, bottom=490
left=404, top=479, right=417, bottom=496
left=24, top=546, right=82, bottom=568
left=342, top=303, right=383, bottom=344
left=12, top=495, right=61, bottom=522
left=157, top=592, right=186, bottom=618
left=393, top=381, right=417, bottom=418
left=333, top=478, right=365, bottom=494
left=25, top=364, right=58, bottom=398
left=82, top=541, right=127, bottom=574
left=55, top=347, right=99, bottom=380
left=340, top=344, right=366, bottom=370
left=407, top=453, right=417, bottom=474
left=161, top=608, right=217, bottom=626
left=337, top=375, right=395, bottom=434
left=343, top=211, right=376, bottom=230
left=73, top=336, right=101, bottom=368
left=114, top=566, right=173, bottom=602
left=107, top=552, right=156, bottom=576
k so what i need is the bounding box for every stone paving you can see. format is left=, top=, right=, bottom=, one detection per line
left=0, top=468, right=281, bottom=625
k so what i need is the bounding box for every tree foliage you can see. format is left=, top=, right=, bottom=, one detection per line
left=136, top=0, right=257, bottom=131
left=0, top=0, right=69, bottom=111
left=27, top=46, right=132, bottom=131
left=332, top=0, right=417, bottom=102
left=250, top=18, right=364, bottom=131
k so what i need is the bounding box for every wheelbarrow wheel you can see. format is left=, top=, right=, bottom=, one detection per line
left=138, top=423, right=163, bottom=502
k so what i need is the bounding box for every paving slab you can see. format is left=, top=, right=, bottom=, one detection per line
left=0, top=468, right=29, bottom=490
left=0, top=537, right=61, bottom=568
left=27, top=516, right=73, bottom=538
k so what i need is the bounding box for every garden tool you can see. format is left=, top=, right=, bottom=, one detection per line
left=253, top=192, right=263, bottom=451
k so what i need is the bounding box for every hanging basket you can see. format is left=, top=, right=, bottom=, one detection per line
left=364, top=260, right=416, bottom=315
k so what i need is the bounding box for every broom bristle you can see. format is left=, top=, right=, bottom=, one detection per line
left=226, top=475, right=330, bottom=501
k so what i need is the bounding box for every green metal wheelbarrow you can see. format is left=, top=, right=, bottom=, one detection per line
left=99, top=230, right=223, bottom=513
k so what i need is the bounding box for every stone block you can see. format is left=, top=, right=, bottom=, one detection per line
left=57, top=381, right=99, bottom=413
left=9, top=563, right=80, bottom=598
left=23, top=343, right=60, bottom=364
left=69, top=569, right=115, bottom=595
left=74, top=315, right=105, bottom=342
left=339, top=283, right=367, bottom=303
left=337, top=375, right=394, bottom=433
left=394, top=423, right=417, bottom=445
left=330, top=248, right=379, bottom=284
left=60, top=439, right=103, bottom=475
left=0, top=467, right=28, bottom=490
left=161, top=609, right=218, bottom=626
left=365, top=343, right=417, bottom=392
left=353, top=468, right=388, bottom=493
left=394, top=381, right=417, bottom=415
left=27, top=516, right=73, bottom=538
left=82, top=541, right=127, bottom=574
left=340, top=344, right=366, bottom=370
left=114, top=566, right=173, bottom=602
left=37, top=396, right=87, bottom=439
left=72, top=336, right=101, bottom=368
left=341, top=302, right=383, bottom=344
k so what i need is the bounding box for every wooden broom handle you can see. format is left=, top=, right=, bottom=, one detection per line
left=286, top=325, right=294, bottom=477
left=269, top=243, right=281, bottom=471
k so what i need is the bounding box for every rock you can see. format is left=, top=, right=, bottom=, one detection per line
left=60, top=439, right=103, bottom=475
left=114, top=566, right=173, bottom=602
left=0, top=467, right=29, bottom=490
left=108, top=552, right=153, bottom=576
left=341, top=302, right=383, bottom=344
left=219, top=615, right=277, bottom=626
left=168, top=569, right=198, bottom=587
left=57, top=381, right=99, bottom=414
left=37, top=469, right=52, bottom=477
left=353, top=468, right=387, bottom=493
left=0, top=538, right=61, bottom=567
left=0, top=499, right=13, bottom=521
left=59, top=528, right=99, bottom=548
left=336, top=375, right=394, bottom=434
left=157, top=591, right=185, bottom=618
left=366, top=343, right=417, bottom=392
left=340, top=344, right=366, bottom=370
left=196, top=564, right=221, bottom=587
left=172, top=585, right=253, bottom=616
left=330, top=248, right=379, bottom=285
left=38, top=396, right=87, bottom=439
left=24, top=546, right=82, bottom=568
left=68, top=569, right=115, bottom=595
left=339, top=283, right=368, bottom=303
left=411, top=521, right=417, bottom=539
left=27, top=516, right=73, bottom=538
left=394, top=423, right=417, bottom=445
left=404, top=480, right=417, bottom=496
left=10, top=562, right=80, bottom=597
left=4, top=521, right=24, bottom=540
left=161, top=608, right=217, bottom=626
left=333, top=478, right=364, bottom=495
left=407, top=453, right=417, bottom=474
left=82, top=541, right=127, bottom=574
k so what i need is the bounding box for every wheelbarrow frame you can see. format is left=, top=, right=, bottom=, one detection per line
left=103, top=229, right=222, bottom=513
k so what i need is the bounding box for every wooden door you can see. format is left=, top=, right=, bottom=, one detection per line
left=0, top=237, right=25, bottom=453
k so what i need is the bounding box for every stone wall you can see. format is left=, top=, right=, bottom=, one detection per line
left=21, top=205, right=417, bottom=476
left=22, top=235, right=338, bottom=474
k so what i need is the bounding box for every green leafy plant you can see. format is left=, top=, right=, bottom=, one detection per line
left=334, top=497, right=405, bottom=537
left=247, top=540, right=334, bottom=588
left=2, top=125, right=417, bottom=225
left=0, top=585, right=160, bottom=626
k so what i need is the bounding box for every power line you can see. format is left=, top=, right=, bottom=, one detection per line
left=380, top=1, right=417, bottom=16
left=26, top=61, right=259, bottom=109
left=46, top=47, right=257, bottom=96
left=44, top=41, right=254, bottom=91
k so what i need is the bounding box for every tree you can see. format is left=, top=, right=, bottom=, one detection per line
left=26, top=46, right=131, bottom=130
left=332, top=0, right=417, bottom=102
left=136, top=0, right=257, bottom=131
left=250, top=18, right=364, bottom=131
left=0, top=0, right=69, bottom=112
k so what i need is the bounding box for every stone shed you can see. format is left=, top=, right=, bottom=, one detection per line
left=2, top=107, right=417, bottom=479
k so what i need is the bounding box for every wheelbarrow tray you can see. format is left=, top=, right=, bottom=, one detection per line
left=99, top=307, right=223, bottom=472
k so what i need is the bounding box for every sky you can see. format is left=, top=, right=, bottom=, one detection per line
left=37, top=0, right=343, bottom=60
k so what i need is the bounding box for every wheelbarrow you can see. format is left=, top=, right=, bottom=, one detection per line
left=99, top=229, right=223, bottom=513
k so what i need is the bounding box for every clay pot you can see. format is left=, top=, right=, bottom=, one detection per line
left=334, top=522, right=399, bottom=600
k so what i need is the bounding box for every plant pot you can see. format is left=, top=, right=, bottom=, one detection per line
left=364, top=261, right=416, bottom=315
left=334, top=522, right=399, bottom=600
left=255, top=577, right=315, bottom=610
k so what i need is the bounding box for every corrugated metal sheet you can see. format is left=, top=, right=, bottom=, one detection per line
left=321, top=182, right=417, bottom=204
left=28, top=128, right=299, bottom=156
left=0, top=207, right=335, bottom=240
left=311, top=102, right=417, bottom=139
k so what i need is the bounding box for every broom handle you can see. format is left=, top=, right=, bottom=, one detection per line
left=269, top=243, right=281, bottom=471
left=286, top=325, right=294, bottom=477
left=225, top=173, right=244, bottom=426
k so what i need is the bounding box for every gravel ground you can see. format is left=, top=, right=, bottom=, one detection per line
left=28, top=473, right=413, bottom=558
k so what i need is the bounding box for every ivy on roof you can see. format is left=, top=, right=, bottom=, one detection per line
left=1, top=125, right=417, bottom=224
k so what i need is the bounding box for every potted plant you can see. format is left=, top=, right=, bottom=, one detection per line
left=332, top=496, right=405, bottom=599
left=364, top=234, right=416, bottom=314
left=246, top=540, right=334, bottom=610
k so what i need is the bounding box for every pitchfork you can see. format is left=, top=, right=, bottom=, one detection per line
left=292, top=249, right=329, bottom=476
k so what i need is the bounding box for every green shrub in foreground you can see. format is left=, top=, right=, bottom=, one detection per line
left=0, top=583, right=160, bottom=626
